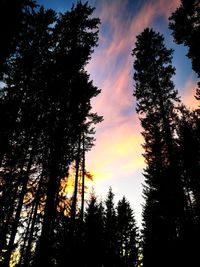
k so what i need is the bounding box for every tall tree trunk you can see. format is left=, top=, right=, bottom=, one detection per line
left=33, top=148, right=62, bottom=267
left=71, top=135, right=81, bottom=231
left=0, top=180, right=18, bottom=256
left=0, top=154, right=28, bottom=255
left=18, top=203, right=34, bottom=267
left=23, top=174, right=44, bottom=267
left=152, top=55, right=186, bottom=263
left=3, top=150, right=34, bottom=267
left=80, top=134, right=85, bottom=222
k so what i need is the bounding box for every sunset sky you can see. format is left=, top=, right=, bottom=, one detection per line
left=38, top=0, right=198, bottom=224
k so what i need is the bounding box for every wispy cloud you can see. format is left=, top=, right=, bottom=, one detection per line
left=85, top=0, right=185, bottom=222
left=87, top=0, right=181, bottom=182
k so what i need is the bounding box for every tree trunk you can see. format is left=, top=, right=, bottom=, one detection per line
left=71, top=135, right=81, bottom=231
left=33, top=145, right=62, bottom=267
left=3, top=150, right=34, bottom=267
left=80, top=134, right=85, bottom=222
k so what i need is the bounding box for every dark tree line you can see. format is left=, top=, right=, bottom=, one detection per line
left=132, top=0, right=200, bottom=266
left=60, top=188, right=138, bottom=267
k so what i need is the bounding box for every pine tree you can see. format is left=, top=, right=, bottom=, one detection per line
left=116, top=197, right=138, bottom=267
left=169, top=0, right=200, bottom=98
left=132, top=28, right=187, bottom=267
left=176, top=106, right=200, bottom=266
left=0, top=0, right=36, bottom=77
left=0, top=6, right=56, bottom=266
left=0, top=1, right=101, bottom=266
left=104, top=187, right=117, bottom=267
left=84, top=192, right=105, bottom=267
left=169, top=2, right=200, bottom=263
left=33, top=2, right=101, bottom=266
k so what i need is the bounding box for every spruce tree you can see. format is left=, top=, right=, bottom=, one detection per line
left=33, top=2, right=101, bottom=266
left=104, top=187, right=117, bottom=267
left=132, top=28, right=187, bottom=267
left=0, top=6, right=56, bottom=266
left=116, top=197, right=138, bottom=267
left=0, top=1, right=101, bottom=266
left=169, top=2, right=200, bottom=262
left=84, top=192, right=105, bottom=267
left=169, top=0, right=200, bottom=97
left=0, top=0, right=36, bottom=77
left=176, top=106, right=200, bottom=266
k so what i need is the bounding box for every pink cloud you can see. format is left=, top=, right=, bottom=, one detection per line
left=85, top=0, right=182, bottom=224
left=181, top=78, right=199, bottom=109
left=86, top=0, right=181, bottom=184
left=88, top=0, right=181, bottom=106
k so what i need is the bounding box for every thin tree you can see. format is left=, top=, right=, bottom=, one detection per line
left=33, top=3, right=100, bottom=266
left=104, top=187, right=117, bottom=267
left=132, top=28, right=187, bottom=267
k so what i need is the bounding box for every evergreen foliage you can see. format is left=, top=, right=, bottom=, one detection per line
left=169, top=0, right=200, bottom=97
left=0, top=1, right=102, bottom=266
left=132, top=28, right=189, bottom=267
left=0, top=1, right=200, bottom=267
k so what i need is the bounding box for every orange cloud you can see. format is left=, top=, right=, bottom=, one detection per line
left=181, top=78, right=199, bottom=109
left=86, top=113, right=145, bottom=183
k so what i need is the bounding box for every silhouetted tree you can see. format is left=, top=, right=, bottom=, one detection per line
left=80, top=114, right=103, bottom=221
left=176, top=106, right=200, bottom=265
left=0, top=6, right=56, bottom=266
left=33, top=2, right=100, bottom=266
left=169, top=2, right=200, bottom=264
left=104, top=187, right=117, bottom=267
left=169, top=0, right=200, bottom=98
left=0, top=1, right=101, bottom=266
left=0, top=0, right=36, bottom=77
left=132, top=28, right=187, bottom=267
left=116, top=197, right=138, bottom=267
left=84, top=192, right=105, bottom=267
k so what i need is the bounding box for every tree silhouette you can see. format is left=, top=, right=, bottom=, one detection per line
left=116, top=197, right=138, bottom=267
left=104, top=187, right=117, bottom=267
left=0, top=0, right=36, bottom=77
left=2, top=1, right=199, bottom=266
left=176, top=106, right=200, bottom=266
left=32, top=2, right=101, bottom=266
left=0, top=6, right=56, bottom=266
left=132, top=28, right=187, bottom=267
left=169, top=0, right=200, bottom=98
left=84, top=192, right=105, bottom=267
left=0, top=1, right=101, bottom=266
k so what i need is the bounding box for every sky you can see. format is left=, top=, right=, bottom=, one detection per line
left=38, top=0, right=199, bottom=225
